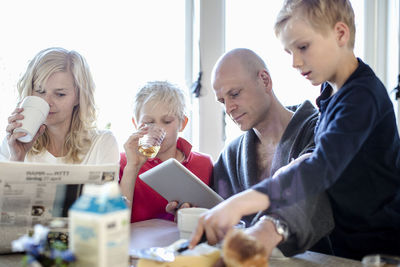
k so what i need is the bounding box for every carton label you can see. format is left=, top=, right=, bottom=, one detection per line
left=70, top=195, right=126, bottom=214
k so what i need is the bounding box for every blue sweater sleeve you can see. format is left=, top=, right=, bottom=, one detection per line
left=253, top=86, right=379, bottom=211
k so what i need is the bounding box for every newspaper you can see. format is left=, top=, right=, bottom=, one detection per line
left=0, top=161, right=119, bottom=253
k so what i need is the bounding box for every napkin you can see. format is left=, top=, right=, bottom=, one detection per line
left=135, top=239, right=221, bottom=267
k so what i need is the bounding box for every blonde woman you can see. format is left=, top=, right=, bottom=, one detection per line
left=1, top=47, right=118, bottom=164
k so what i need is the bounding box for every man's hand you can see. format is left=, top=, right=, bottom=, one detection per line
left=165, top=201, right=192, bottom=220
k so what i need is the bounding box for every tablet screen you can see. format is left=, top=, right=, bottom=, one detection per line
left=139, top=158, right=223, bottom=208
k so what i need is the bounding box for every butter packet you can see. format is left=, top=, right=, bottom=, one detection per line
left=133, top=239, right=221, bottom=267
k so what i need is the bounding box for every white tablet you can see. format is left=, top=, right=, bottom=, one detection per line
left=139, top=158, right=224, bottom=209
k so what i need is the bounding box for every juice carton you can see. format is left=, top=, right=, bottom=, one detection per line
left=69, top=182, right=130, bottom=267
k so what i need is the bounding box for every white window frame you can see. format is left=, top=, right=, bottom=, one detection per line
left=364, top=0, right=399, bottom=133
left=189, top=0, right=226, bottom=161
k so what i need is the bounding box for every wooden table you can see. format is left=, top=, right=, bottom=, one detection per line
left=270, top=251, right=362, bottom=267
left=128, top=219, right=362, bottom=267
left=0, top=219, right=363, bottom=267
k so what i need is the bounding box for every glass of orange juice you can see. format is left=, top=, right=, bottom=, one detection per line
left=138, top=124, right=166, bottom=158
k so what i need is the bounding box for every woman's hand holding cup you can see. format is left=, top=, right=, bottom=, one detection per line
left=6, top=96, right=49, bottom=161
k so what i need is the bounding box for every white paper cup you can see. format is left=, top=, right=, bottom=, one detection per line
left=177, top=207, right=209, bottom=239
left=14, top=96, right=50, bottom=143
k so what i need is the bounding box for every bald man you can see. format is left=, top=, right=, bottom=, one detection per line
left=210, top=48, right=334, bottom=256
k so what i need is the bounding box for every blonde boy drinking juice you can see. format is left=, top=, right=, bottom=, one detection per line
left=119, top=81, right=213, bottom=223
left=190, top=0, right=400, bottom=260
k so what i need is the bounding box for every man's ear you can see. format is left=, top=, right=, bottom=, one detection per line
left=179, top=116, right=189, bottom=132
left=132, top=117, right=138, bottom=129
left=335, top=21, right=350, bottom=47
left=259, top=69, right=272, bottom=91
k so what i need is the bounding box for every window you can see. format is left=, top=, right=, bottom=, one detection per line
left=224, top=0, right=365, bottom=143
left=0, top=0, right=186, bottom=149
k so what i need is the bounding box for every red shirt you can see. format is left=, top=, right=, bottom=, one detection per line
left=119, top=138, right=213, bottom=223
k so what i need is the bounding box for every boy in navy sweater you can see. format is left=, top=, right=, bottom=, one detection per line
left=190, top=0, right=400, bottom=260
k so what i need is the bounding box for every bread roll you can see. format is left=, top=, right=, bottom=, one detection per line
left=222, top=229, right=268, bottom=267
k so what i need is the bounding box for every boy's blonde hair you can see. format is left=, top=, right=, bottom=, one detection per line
left=274, top=0, right=356, bottom=49
left=18, top=47, right=97, bottom=163
left=133, top=81, right=187, bottom=124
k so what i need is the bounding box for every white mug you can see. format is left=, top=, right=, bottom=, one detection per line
left=14, top=96, right=50, bottom=143
left=177, top=207, right=209, bottom=239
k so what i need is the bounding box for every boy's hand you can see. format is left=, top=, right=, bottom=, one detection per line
left=189, top=199, right=242, bottom=247
left=123, top=127, right=148, bottom=168
left=189, top=190, right=270, bottom=248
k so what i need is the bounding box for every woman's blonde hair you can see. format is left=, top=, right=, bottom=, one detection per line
left=17, top=47, right=97, bottom=163
left=133, top=81, right=187, bottom=124
left=274, top=0, right=356, bottom=49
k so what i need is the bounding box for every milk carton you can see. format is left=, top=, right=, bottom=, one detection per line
left=69, top=182, right=130, bottom=267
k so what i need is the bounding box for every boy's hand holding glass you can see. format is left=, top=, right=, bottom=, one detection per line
left=123, top=127, right=151, bottom=168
